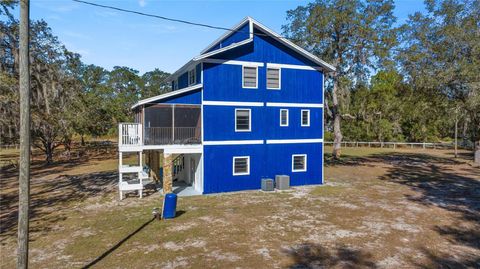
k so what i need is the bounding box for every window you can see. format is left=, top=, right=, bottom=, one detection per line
left=280, top=109, right=289, bottom=127
left=233, top=156, right=250, bottom=175
left=267, top=68, right=281, bottom=89
left=235, top=109, right=251, bottom=132
left=301, top=110, right=310, bottom=127
left=292, top=154, right=307, bottom=172
left=242, top=66, right=258, bottom=88
left=188, top=69, right=196, bottom=86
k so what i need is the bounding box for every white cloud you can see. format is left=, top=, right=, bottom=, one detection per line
left=139, top=0, right=147, bottom=7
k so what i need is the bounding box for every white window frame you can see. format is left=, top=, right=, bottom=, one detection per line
left=266, top=67, right=281, bottom=90
left=292, top=154, right=307, bottom=172
left=242, top=65, right=258, bottom=89
left=235, top=108, right=251, bottom=132
left=280, top=109, right=289, bottom=127
left=233, top=156, right=250, bottom=176
left=188, top=69, right=196, bottom=86
left=301, top=109, right=310, bottom=127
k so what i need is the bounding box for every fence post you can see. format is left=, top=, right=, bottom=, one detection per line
left=423, top=142, right=425, bottom=149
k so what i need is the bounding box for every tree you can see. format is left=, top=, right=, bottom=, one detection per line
left=141, top=68, right=171, bottom=98
left=105, top=66, right=143, bottom=125
left=28, top=21, right=82, bottom=164
left=398, top=0, right=480, bottom=161
left=0, top=0, right=20, bottom=145
left=1, top=16, right=82, bottom=164
left=283, top=0, right=398, bottom=158
left=73, top=64, right=113, bottom=143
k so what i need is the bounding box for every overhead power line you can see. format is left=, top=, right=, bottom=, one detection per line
left=72, top=0, right=421, bottom=55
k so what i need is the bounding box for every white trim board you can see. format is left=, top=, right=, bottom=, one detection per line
left=266, top=63, right=322, bottom=71
left=166, top=17, right=335, bottom=83
left=203, top=101, right=264, bottom=107
left=203, top=59, right=264, bottom=67
left=266, top=138, right=323, bottom=144
left=131, top=84, right=202, bottom=109
left=203, top=140, right=264, bottom=145
left=250, top=17, right=336, bottom=72
left=200, top=17, right=251, bottom=54
left=266, top=102, right=323, bottom=108
left=194, top=38, right=253, bottom=61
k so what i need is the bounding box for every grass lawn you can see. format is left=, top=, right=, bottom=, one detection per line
left=1, top=146, right=479, bottom=268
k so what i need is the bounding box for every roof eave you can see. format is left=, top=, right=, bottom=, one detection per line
left=131, top=84, right=203, bottom=109
left=249, top=18, right=336, bottom=73
left=199, top=16, right=252, bottom=54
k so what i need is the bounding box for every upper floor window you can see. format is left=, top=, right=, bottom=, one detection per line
left=292, top=154, right=307, bottom=172
left=242, top=66, right=258, bottom=88
left=280, top=109, right=289, bottom=127
left=267, top=68, right=281, bottom=89
left=301, top=110, right=310, bottom=127
left=233, top=156, right=250, bottom=176
left=188, top=69, right=196, bottom=86
left=235, top=109, right=251, bottom=132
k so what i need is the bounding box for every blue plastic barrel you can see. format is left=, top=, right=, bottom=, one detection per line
left=162, top=193, right=177, bottom=219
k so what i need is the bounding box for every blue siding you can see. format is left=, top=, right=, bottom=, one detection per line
left=153, top=89, right=202, bottom=105
left=203, top=143, right=323, bottom=194
left=160, top=19, right=329, bottom=194
left=203, top=144, right=265, bottom=193
left=196, top=63, right=202, bottom=84
left=203, top=105, right=322, bottom=141
left=203, top=63, right=323, bottom=103
left=203, top=105, right=265, bottom=141
left=212, top=27, right=319, bottom=67
left=178, top=72, right=189, bottom=89
left=265, top=107, right=323, bottom=140
left=205, top=23, right=250, bottom=53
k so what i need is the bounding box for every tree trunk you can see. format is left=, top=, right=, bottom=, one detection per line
left=81, top=135, right=85, bottom=146
left=475, top=141, right=480, bottom=166
left=44, top=141, right=54, bottom=165
left=332, top=75, right=343, bottom=159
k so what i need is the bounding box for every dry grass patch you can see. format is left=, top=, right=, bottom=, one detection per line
left=1, top=146, right=479, bottom=268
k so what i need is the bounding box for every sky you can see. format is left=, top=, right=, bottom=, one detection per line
left=25, top=0, right=427, bottom=74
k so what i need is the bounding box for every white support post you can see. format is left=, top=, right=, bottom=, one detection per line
left=118, top=123, right=122, bottom=146
left=139, top=151, right=143, bottom=198
left=119, top=151, right=123, bottom=200
left=172, top=105, right=175, bottom=142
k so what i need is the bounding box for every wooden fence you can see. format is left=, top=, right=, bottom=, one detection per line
left=324, top=141, right=471, bottom=150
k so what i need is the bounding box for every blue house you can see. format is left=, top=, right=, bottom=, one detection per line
left=117, top=17, right=335, bottom=198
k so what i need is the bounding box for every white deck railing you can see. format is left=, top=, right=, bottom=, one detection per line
left=119, top=123, right=142, bottom=147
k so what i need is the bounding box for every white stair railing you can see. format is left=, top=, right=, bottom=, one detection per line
left=119, top=123, right=142, bottom=146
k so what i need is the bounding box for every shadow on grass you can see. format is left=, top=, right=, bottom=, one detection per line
left=0, top=170, right=118, bottom=240
left=326, top=150, right=480, bottom=267
left=82, top=217, right=155, bottom=269
left=285, top=243, right=376, bottom=269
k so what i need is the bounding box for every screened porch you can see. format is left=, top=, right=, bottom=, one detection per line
left=142, top=104, right=201, bottom=145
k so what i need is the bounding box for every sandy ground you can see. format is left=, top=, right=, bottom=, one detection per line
left=0, top=147, right=479, bottom=268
